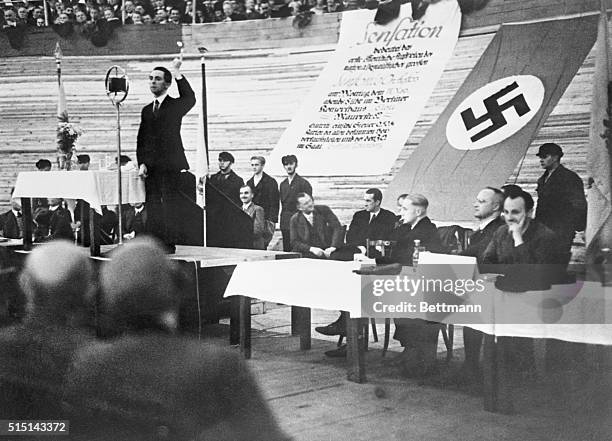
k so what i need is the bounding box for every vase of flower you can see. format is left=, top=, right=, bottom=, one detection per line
left=57, top=120, right=83, bottom=171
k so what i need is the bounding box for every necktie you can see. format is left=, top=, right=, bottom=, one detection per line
left=369, top=214, right=376, bottom=224
left=153, top=99, right=160, bottom=117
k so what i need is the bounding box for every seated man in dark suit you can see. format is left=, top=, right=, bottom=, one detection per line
left=0, top=189, right=24, bottom=239
left=481, top=188, right=564, bottom=374
left=482, top=187, right=564, bottom=284
left=458, top=187, right=505, bottom=383
left=65, top=238, right=289, bottom=441
left=35, top=198, right=74, bottom=242
left=0, top=241, right=95, bottom=420
left=289, top=192, right=343, bottom=259
left=240, top=185, right=268, bottom=250
left=391, top=194, right=444, bottom=377
left=316, top=188, right=397, bottom=347
left=332, top=188, right=397, bottom=261
left=122, top=202, right=148, bottom=241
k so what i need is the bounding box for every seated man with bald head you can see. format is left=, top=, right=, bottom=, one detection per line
left=66, top=238, right=289, bottom=441
left=289, top=192, right=344, bottom=259
left=0, top=241, right=95, bottom=419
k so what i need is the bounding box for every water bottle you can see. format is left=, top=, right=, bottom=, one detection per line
left=412, top=239, right=421, bottom=271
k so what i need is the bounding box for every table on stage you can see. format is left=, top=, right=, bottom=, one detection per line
left=12, top=170, right=146, bottom=255
left=224, top=257, right=612, bottom=413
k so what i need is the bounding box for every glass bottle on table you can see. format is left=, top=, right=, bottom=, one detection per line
left=412, top=239, right=421, bottom=271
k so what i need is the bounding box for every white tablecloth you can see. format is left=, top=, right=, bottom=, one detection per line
left=13, top=170, right=146, bottom=214
left=224, top=258, right=612, bottom=345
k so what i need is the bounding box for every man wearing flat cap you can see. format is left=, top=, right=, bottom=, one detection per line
left=209, top=151, right=245, bottom=207
left=535, top=143, right=587, bottom=265
left=137, top=58, right=196, bottom=253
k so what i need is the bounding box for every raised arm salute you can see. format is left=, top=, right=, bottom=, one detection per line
left=136, top=58, right=195, bottom=253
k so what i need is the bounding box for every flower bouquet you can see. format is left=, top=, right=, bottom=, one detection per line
left=57, top=118, right=83, bottom=170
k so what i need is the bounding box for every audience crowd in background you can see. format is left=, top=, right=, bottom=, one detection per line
left=0, top=0, right=350, bottom=31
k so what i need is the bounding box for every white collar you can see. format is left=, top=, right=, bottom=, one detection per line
left=242, top=202, right=253, bottom=211
left=134, top=206, right=144, bottom=214
left=153, top=92, right=168, bottom=105
left=12, top=209, right=21, bottom=217
left=49, top=205, right=59, bottom=212
left=477, top=215, right=499, bottom=231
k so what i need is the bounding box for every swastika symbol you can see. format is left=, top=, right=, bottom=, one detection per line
left=460, top=81, right=531, bottom=142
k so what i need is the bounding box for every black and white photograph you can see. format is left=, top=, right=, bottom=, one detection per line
left=0, top=0, right=611, bottom=439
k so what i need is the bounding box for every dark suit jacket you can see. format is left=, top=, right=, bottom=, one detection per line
left=137, top=77, right=196, bottom=173
left=461, top=216, right=504, bottom=264
left=209, top=170, right=245, bottom=207
left=483, top=220, right=563, bottom=265
left=123, top=206, right=148, bottom=237
left=390, top=216, right=443, bottom=265
left=536, top=164, right=587, bottom=238
left=247, top=172, right=280, bottom=223
left=279, top=174, right=312, bottom=230
left=243, top=203, right=266, bottom=250
left=345, top=208, right=396, bottom=248
left=0, top=210, right=21, bottom=239
left=482, top=220, right=565, bottom=290
left=36, top=207, right=73, bottom=242
left=289, top=205, right=343, bottom=256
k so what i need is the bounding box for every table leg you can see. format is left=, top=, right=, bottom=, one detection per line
left=483, top=335, right=514, bottom=414
left=293, top=306, right=311, bottom=350
left=89, top=207, right=100, bottom=257
left=291, top=307, right=299, bottom=336
left=347, top=316, right=367, bottom=383
left=21, top=198, right=32, bottom=251
left=239, top=295, right=251, bottom=359
left=482, top=334, right=497, bottom=412
left=230, top=296, right=240, bottom=345
left=79, top=201, right=88, bottom=247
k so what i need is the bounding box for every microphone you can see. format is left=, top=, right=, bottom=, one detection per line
left=105, top=65, right=129, bottom=106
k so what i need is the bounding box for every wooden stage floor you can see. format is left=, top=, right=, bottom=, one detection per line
left=212, top=306, right=612, bottom=441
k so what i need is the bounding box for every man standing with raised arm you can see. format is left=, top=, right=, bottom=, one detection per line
left=137, top=58, right=195, bottom=253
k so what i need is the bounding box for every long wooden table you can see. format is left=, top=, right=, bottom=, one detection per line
left=224, top=258, right=612, bottom=413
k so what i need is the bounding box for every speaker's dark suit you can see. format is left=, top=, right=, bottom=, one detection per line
left=137, top=76, right=196, bottom=248
left=0, top=210, right=22, bottom=239
left=289, top=205, right=343, bottom=258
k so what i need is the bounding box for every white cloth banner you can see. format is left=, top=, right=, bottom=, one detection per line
left=268, top=0, right=461, bottom=176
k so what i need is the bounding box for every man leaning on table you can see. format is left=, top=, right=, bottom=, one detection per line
left=481, top=187, right=565, bottom=374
